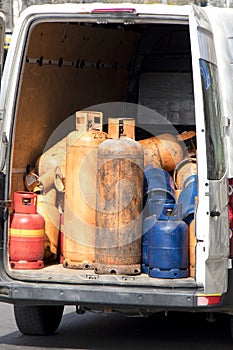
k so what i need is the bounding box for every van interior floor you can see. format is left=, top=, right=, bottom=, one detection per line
left=9, top=263, right=197, bottom=287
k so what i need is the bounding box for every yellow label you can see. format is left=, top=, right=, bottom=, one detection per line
left=10, top=228, right=44, bottom=238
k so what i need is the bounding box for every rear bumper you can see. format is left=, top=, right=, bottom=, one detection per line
left=1, top=279, right=233, bottom=315
left=0, top=280, right=199, bottom=309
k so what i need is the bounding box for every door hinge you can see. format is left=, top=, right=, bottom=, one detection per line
left=0, top=132, right=8, bottom=172
left=0, top=109, right=4, bottom=121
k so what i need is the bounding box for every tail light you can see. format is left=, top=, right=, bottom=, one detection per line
left=197, top=294, right=222, bottom=306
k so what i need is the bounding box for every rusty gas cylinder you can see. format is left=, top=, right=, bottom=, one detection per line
left=139, top=133, right=183, bottom=172
left=108, top=117, right=135, bottom=140
left=177, top=130, right=196, bottom=158
left=95, top=135, right=144, bottom=275
left=64, top=129, right=107, bottom=269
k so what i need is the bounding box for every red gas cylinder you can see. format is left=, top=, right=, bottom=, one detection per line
left=9, top=191, right=45, bottom=269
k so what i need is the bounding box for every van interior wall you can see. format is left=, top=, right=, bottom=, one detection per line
left=11, top=22, right=139, bottom=195
left=127, top=24, right=194, bottom=134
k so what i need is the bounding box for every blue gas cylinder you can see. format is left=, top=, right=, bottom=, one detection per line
left=142, top=214, right=157, bottom=274
left=143, top=166, right=176, bottom=218
left=178, top=174, right=198, bottom=225
left=148, top=203, right=189, bottom=278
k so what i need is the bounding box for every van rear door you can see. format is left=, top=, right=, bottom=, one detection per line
left=0, top=12, right=5, bottom=77
left=189, top=5, right=229, bottom=295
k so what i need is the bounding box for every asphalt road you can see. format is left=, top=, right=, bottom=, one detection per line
left=0, top=303, right=233, bottom=349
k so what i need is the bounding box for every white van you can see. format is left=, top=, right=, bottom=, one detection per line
left=1, top=2, right=233, bottom=337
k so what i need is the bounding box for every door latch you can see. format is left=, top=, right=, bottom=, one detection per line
left=210, top=210, right=220, bottom=217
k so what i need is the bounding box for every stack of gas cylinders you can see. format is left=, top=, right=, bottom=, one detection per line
left=142, top=159, right=197, bottom=278
left=9, top=112, right=197, bottom=279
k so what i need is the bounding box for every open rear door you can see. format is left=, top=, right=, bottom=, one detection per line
left=0, top=11, right=6, bottom=287
left=189, top=5, right=229, bottom=295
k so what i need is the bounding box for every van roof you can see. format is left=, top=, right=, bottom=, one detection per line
left=18, top=2, right=192, bottom=18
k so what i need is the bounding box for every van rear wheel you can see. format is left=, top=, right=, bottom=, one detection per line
left=14, top=304, right=64, bottom=335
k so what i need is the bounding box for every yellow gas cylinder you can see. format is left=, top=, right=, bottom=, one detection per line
left=37, top=189, right=61, bottom=261
left=139, top=133, right=183, bottom=172
left=36, top=138, right=67, bottom=193
left=64, top=129, right=107, bottom=269
left=189, top=219, right=196, bottom=278
left=95, top=135, right=144, bottom=275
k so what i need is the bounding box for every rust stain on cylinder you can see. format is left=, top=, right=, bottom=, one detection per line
left=139, top=133, right=183, bottom=172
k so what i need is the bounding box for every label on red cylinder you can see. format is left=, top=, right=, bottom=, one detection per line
left=10, top=228, right=45, bottom=237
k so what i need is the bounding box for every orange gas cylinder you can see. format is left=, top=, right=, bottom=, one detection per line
left=177, top=130, right=196, bottom=158
left=139, top=133, right=183, bottom=172
left=95, top=136, right=144, bottom=275
left=36, top=111, right=103, bottom=194
left=108, top=117, right=135, bottom=140
left=9, top=191, right=45, bottom=269
left=189, top=219, right=196, bottom=278
left=64, top=129, right=107, bottom=269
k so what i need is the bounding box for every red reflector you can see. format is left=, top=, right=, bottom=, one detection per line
left=92, top=8, right=136, bottom=13
left=197, top=295, right=221, bottom=306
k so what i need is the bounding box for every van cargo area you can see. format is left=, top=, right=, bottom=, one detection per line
left=6, top=18, right=200, bottom=290
left=8, top=18, right=198, bottom=287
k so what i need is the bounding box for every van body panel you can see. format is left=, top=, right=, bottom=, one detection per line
left=189, top=5, right=229, bottom=294
left=0, top=12, right=5, bottom=77
left=202, top=8, right=233, bottom=179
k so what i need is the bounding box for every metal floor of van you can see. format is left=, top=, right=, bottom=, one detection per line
left=9, top=263, right=198, bottom=288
